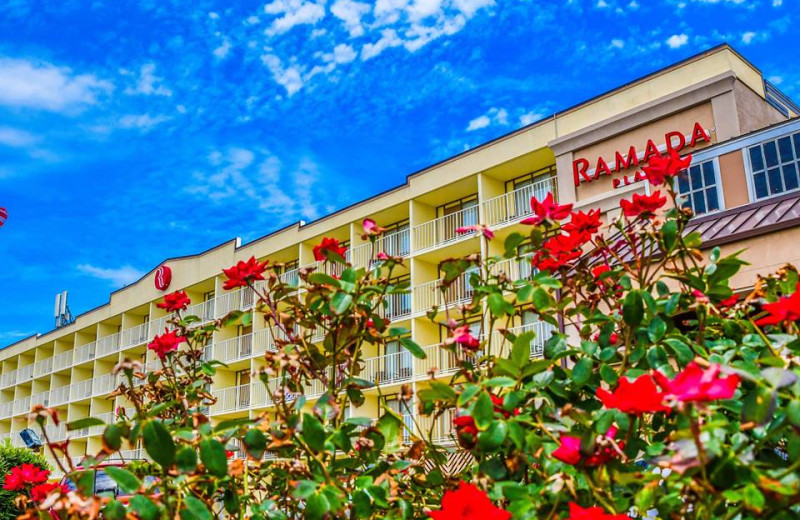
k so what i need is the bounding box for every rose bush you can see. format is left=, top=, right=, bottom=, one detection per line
left=7, top=154, right=800, bottom=520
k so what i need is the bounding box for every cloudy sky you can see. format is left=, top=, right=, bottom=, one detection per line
left=0, top=0, right=796, bottom=342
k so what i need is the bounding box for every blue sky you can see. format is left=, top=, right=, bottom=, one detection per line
left=0, top=0, right=796, bottom=343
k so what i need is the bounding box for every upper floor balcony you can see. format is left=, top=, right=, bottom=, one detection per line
left=351, top=227, right=411, bottom=267
left=412, top=204, right=479, bottom=253
left=482, top=173, right=557, bottom=229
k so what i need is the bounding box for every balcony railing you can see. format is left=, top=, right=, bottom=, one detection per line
left=413, top=205, right=479, bottom=252
left=70, top=380, right=93, bottom=401
left=17, top=364, right=33, bottom=381
left=1, top=370, right=16, bottom=388
left=213, top=334, right=254, bottom=364
left=97, top=333, right=121, bottom=357
left=351, top=228, right=411, bottom=267
left=417, top=343, right=482, bottom=377
left=121, top=322, right=149, bottom=348
left=33, top=357, right=53, bottom=378
left=253, top=328, right=286, bottom=354
left=0, top=402, right=13, bottom=419
left=215, top=287, right=255, bottom=318
left=482, top=175, right=557, bottom=228
left=12, top=396, right=30, bottom=416
left=490, top=322, right=555, bottom=359
left=74, top=342, right=96, bottom=364
left=362, top=351, right=413, bottom=385
left=30, top=391, right=50, bottom=408
left=490, top=255, right=535, bottom=282
left=381, top=292, right=412, bottom=321
left=93, top=374, right=117, bottom=397
left=413, top=269, right=477, bottom=315
left=53, top=351, right=73, bottom=371
left=211, top=384, right=251, bottom=414
left=49, top=386, right=71, bottom=406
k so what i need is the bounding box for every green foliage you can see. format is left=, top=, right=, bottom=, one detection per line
left=0, top=439, right=50, bottom=520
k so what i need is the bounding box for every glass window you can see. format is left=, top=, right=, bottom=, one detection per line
left=748, top=130, right=800, bottom=199
left=678, top=159, right=720, bottom=216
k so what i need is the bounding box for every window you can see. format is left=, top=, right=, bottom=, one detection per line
left=747, top=131, right=800, bottom=199
left=506, top=165, right=557, bottom=220
left=677, top=159, right=721, bottom=216
left=437, top=195, right=478, bottom=242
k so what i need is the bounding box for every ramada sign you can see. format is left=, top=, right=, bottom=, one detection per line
left=572, top=122, right=711, bottom=188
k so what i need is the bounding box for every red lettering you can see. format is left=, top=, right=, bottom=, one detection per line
left=665, top=131, right=686, bottom=153
left=573, top=158, right=591, bottom=186
left=594, top=157, right=612, bottom=180
left=613, top=178, right=620, bottom=188
left=615, top=146, right=638, bottom=172
left=634, top=170, right=646, bottom=182
left=689, top=122, right=710, bottom=147
left=643, top=139, right=660, bottom=162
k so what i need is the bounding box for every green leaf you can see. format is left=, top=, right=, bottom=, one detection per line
left=472, top=392, right=494, bottom=430
left=104, top=466, right=141, bottom=494
left=244, top=429, right=267, bottom=459
left=761, top=367, right=798, bottom=389
left=67, top=417, right=105, bottom=431
left=488, top=293, right=514, bottom=318
left=457, top=384, right=481, bottom=407
left=143, top=420, right=175, bottom=468
left=293, top=480, right=318, bottom=499
left=623, top=291, right=644, bottom=327
left=181, top=496, right=213, bottom=520
left=647, top=317, right=667, bottom=342
left=484, top=377, right=516, bottom=388
left=743, top=484, right=765, bottom=513
left=330, top=292, right=353, bottom=314
left=305, top=493, right=331, bottom=520
left=175, top=446, right=197, bottom=473
left=571, top=357, right=593, bottom=386
left=532, top=288, right=551, bottom=310
left=199, top=438, right=228, bottom=477
left=307, top=272, right=341, bottom=287
left=510, top=332, right=534, bottom=366
left=102, top=500, right=126, bottom=520
left=428, top=381, right=457, bottom=401
left=664, top=338, right=694, bottom=364
left=504, top=233, right=526, bottom=257
left=399, top=337, right=426, bottom=359
left=303, top=413, right=326, bottom=453
left=477, top=421, right=508, bottom=451
left=103, top=424, right=122, bottom=451
left=742, top=386, right=777, bottom=425
left=376, top=413, right=403, bottom=451
left=130, top=496, right=160, bottom=520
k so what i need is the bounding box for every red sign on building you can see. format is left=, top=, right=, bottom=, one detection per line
left=154, top=265, right=172, bottom=291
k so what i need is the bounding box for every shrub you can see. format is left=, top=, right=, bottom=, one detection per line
left=0, top=439, right=50, bottom=520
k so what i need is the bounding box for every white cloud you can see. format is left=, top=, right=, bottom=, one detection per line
left=0, top=57, right=112, bottom=113
left=610, top=38, right=625, bottom=48
left=213, top=39, right=232, bottom=59
left=773, top=0, right=782, bottom=5
left=769, top=75, right=783, bottom=85
left=666, top=33, right=689, bottom=48
left=361, top=29, right=404, bottom=60
left=263, top=0, right=325, bottom=35
left=119, top=113, right=172, bottom=131
left=261, top=54, right=305, bottom=96
left=596, top=0, right=608, bottom=7
left=466, top=107, right=507, bottom=131
left=741, top=31, right=757, bottom=44
left=77, top=264, right=145, bottom=287
left=519, top=111, right=545, bottom=126
left=331, top=0, right=371, bottom=37
left=452, top=0, right=494, bottom=17
left=0, top=127, right=38, bottom=148
left=331, top=43, right=357, bottom=63
left=122, top=63, right=172, bottom=97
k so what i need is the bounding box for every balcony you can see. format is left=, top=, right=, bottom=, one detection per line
left=53, top=351, right=73, bottom=371
left=97, top=333, right=121, bottom=357
left=120, top=322, right=149, bottom=349
left=211, top=384, right=251, bottom=414
left=69, top=380, right=93, bottom=401
left=362, top=350, right=413, bottom=385
left=17, top=364, right=33, bottom=381
left=49, top=386, right=71, bottom=406
left=253, top=328, right=286, bottom=354
left=12, top=396, right=30, bottom=416
left=490, top=255, right=535, bottom=282
left=92, top=374, right=117, bottom=397
left=30, top=390, right=50, bottom=408
left=482, top=174, right=557, bottom=228
left=413, top=269, right=477, bottom=315
left=490, top=322, right=555, bottom=359
left=413, top=205, right=479, bottom=253
left=74, top=342, right=96, bottom=364
left=215, top=287, right=255, bottom=318
left=417, top=343, right=481, bottom=377
left=381, top=292, right=412, bottom=321
left=89, top=411, right=117, bottom=436
left=213, top=334, right=254, bottom=364
left=0, top=403, right=12, bottom=419
left=1, top=369, right=16, bottom=388
left=351, top=228, right=411, bottom=267
left=33, top=358, right=53, bottom=378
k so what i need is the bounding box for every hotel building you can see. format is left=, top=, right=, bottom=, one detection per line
left=1, top=44, right=799, bottom=472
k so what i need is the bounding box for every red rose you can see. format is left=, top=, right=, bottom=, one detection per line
left=453, top=415, right=478, bottom=448
left=313, top=237, right=348, bottom=262
left=156, top=290, right=191, bottom=312
left=428, top=481, right=510, bottom=520
left=445, top=325, right=480, bottom=351
left=531, top=232, right=585, bottom=272
left=596, top=374, right=670, bottom=415
left=564, top=502, right=631, bottom=520
left=521, top=193, right=573, bottom=226
left=456, top=224, right=495, bottom=240
left=563, top=209, right=602, bottom=238
left=2, top=463, right=50, bottom=491
left=718, top=295, right=738, bottom=308
left=619, top=191, right=667, bottom=219
left=653, top=362, right=739, bottom=403
left=641, top=150, right=692, bottom=186
left=30, top=482, right=69, bottom=502
left=755, top=284, right=800, bottom=326
left=223, top=256, right=268, bottom=290
left=148, top=329, right=185, bottom=359
left=489, top=394, right=520, bottom=418
left=552, top=427, right=621, bottom=467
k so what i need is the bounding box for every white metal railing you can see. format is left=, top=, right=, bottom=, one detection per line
left=186, top=299, right=216, bottom=322
left=417, top=408, right=458, bottom=445
left=253, top=328, right=287, bottom=354
left=490, top=255, right=535, bottom=282
left=413, top=269, right=477, bottom=314
left=93, top=374, right=116, bottom=397
left=362, top=351, right=413, bottom=385
left=214, top=334, right=254, bottom=364
left=215, top=287, right=256, bottom=318
left=482, top=175, right=557, bottom=227
left=33, top=357, right=53, bottom=377
left=351, top=228, right=411, bottom=267
left=17, top=364, right=33, bottom=381
left=413, top=204, right=479, bottom=252
left=89, top=411, right=116, bottom=436
left=12, top=396, right=30, bottom=416
left=383, top=292, right=412, bottom=321
left=1, top=369, right=16, bottom=388
left=30, top=390, right=50, bottom=408
left=53, top=351, right=73, bottom=371
left=280, top=267, right=300, bottom=287
left=417, top=343, right=481, bottom=376
left=211, top=384, right=251, bottom=414
left=97, top=333, right=121, bottom=357
left=50, top=386, right=71, bottom=406
left=491, top=321, right=555, bottom=359
left=0, top=403, right=12, bottom=419
left=70, top=380, right=93, bottom=401
left=110, top=448, right=148, bottom=461
left=121, top=322, right=149, bottom=348
left=74, top=342, right=96, bottom=364
left=149, top=315, right=171, bottom=338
